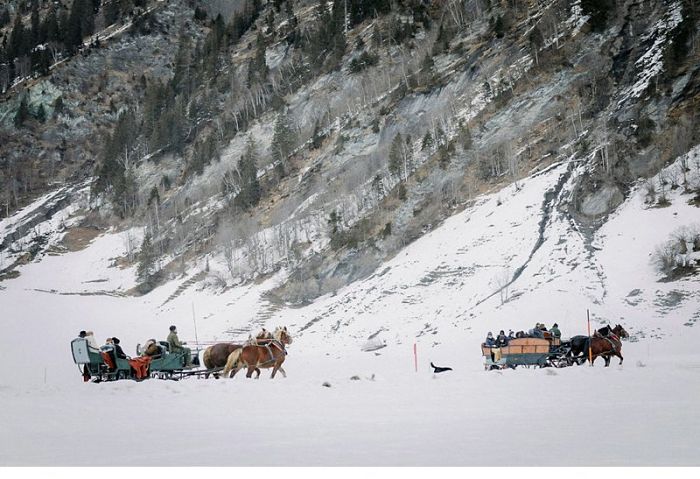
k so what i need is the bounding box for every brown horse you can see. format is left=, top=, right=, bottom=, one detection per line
left=588, top=324, right=629, bottom=366
left=222, top=326, right=293, bottom=379
left=203, top=343, right=244, bottom=379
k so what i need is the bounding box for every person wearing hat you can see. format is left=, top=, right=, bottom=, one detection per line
left=529, top=323, right=544, bottom=339
left=82, top=330, right=98, bottom=351
left=484, top=332, right=496, bottom=347
left=496, top=330, right=509, bottom=347
left=112, top=337, right=128, bottom=360
left=167, top=326, right=192, bottom=367
left=550, top=323, right=561, bottom=339
left=508, top=329, right=515, bottom=340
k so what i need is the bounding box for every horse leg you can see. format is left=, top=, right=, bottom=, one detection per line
left=604, top=355, right=611, bottom=367
left=246, top=366, right=256, bottom=378
left=255, top=368, right=261, bottom=379
left=271, top=362, right=280, bottom=379
left=230, top=363, right=243, bottom=378
left=277, top=366, right=287, bottom=378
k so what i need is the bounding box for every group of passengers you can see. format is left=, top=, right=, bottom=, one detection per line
left=527, top=322, right=561, bottom=339
left=484, top=330, right=513, bottom=347
left=483, top=323, right=561, bottom=348
left=77, top=325, right=193, bottom=371
left=138, top=325, right=192, bottom=367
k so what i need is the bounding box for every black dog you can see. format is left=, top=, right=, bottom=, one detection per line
left=430, top=362, right=453, bottom=373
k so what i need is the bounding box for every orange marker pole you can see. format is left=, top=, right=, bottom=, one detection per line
left=414, top=343, right=418, bottom=372
left=587, top=309, right=593, bottom=366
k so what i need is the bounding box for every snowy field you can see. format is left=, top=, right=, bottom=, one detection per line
left=1, top=151, right=700, bottom=466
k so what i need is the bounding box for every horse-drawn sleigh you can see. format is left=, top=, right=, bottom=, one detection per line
left=481, top=334, right=571, bottom=370
left=71, top=337, right=203, bottom=381
left=71, top=326, right=293, bottom=382
left=481, top=324, right=628, bottom=370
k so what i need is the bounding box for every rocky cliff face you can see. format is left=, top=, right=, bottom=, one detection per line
left=1, top=0, right=698, bottom=299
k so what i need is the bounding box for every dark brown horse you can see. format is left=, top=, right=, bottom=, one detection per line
left=222, top=326, right=293, bottom=379
left=588, top=324, right=629, bottom=366
left=203, top=343, right=243, bottom=379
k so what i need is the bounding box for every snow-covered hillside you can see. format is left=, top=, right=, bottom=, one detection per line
left=1, top=147, right=699, bottom=466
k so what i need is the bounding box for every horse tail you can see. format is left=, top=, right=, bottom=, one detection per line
left=222, top=348, right=243, bottom=378
left=203, top=347, right=213, bottom=370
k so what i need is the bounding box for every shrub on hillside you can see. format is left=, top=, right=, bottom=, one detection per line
left=349, top=52, right=379, bottom=73
left=652, top=224, right=700, bottom=278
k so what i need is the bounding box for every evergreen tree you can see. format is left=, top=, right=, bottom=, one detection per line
left=389, top=133, right=403, bottom=177
left=529, top=26, right=544, bottom=66
left=458, top=121, right=472, bottom=150
left=147, top=186, right=160, bottom=206
left=58, top=8, right=70, bottom=45
left=31, top=1, right=42, bottom=45
left=193, top=6, right=208, bottom=21
left=8, top=15, right=28, bottom=60
left=493, top=16, right=506, bottom=38
left=14, top=95, right=30, bottom=128
left=311, top=120, right=324, bottom=149
left=171, top=30, right=193, bottom=96
left=327, top=0, right=346, bottom=68
left=190, top=133, right=220, bottom=175
left=67, top=0, right=86, bottom=52
left=137, top=233, right=157, bottom=283
left=0, top=8, right=11, bottom=29
left=236, top=138, right=261, bottom=209
left=104, top=1, right=120, bottom=26
left=143, top=79, right=166, bottom=140
left=53, top=96, right=65, bottom=116
left=271, top=110, right=296, bottom=165
left=438, top=144, right=451, bottom=169
left=421, top=131, right=434, bottom=151
left=44, top=7, right=60, bottom=44
left=247, top=31, right=268, bottom=86
left=420, top=53, right=436, bottom=87
left=35, top=104, right=46, bottom=123
left=80, top=0, right=95, bottom=38
left=32, top=48, right=52, bottom=76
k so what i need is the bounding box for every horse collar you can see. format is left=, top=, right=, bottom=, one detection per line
left=604, top=336, right=618, bottom=352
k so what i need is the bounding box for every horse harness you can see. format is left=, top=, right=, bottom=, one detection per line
left=256, top=339, right=287, bottom=367
left=602, top=334, right=620, bottom=354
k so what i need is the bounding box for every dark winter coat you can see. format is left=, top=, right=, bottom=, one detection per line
left=114, top=343, right=127, bottom=359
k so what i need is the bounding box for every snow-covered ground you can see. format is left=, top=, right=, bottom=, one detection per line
left=1, top=149, right=699, bottom=466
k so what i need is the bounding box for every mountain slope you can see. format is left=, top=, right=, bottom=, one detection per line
left=1, top=145, right=699, bottom=466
